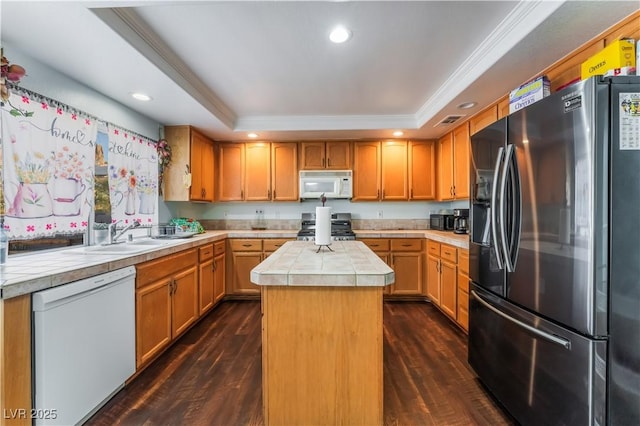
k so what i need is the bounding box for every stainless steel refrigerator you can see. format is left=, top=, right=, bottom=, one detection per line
left=469, top=75, right=640, bottom=425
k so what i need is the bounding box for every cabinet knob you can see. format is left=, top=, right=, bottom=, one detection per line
left=212, top=260, right=217, bottom=271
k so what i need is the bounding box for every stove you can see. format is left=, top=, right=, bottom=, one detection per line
left=296, top=212, right=356, bottom=241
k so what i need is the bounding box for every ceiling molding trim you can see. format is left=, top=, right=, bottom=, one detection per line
left=414, top=0, right=566, bottom=128
left=235, top=114, right=418, bottom=132
left=91, top=7, right=237, bottom=129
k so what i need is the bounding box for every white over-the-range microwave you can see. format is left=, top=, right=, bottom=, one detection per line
left=299, top=170, right=353, bottom=199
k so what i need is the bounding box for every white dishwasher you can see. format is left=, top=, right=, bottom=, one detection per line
left=32, top=266, right=136, bottom=426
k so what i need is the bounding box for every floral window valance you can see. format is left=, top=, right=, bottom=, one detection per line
left=1, top=87, right=97, bottom=239
left=1, top=85, right=160, bottom=240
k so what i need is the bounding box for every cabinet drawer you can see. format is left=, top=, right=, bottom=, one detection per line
left=359, top=239, right=390, bottom=252
left=230, top=239, right=263, bottom=252
left=136, top=249, right=198, bottom=288
left=262, top=239, right=290, bottom=252
left=440, top=244, right=457, bottom=263
left=458, top=249, right=469, bottom=275
left=427, top=240, right=441, bottom=257
left=213, top=240, right=226, bottom=256
left=199, top=244, right=214, bottom=262
left=390, top=239, right=423, bottom=252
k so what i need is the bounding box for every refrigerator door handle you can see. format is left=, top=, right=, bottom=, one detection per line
left=491, top=146, right=505, bottom=270
left=471, top=289, right=572, bottom=349
left=499, top=144, right=515, bottom=272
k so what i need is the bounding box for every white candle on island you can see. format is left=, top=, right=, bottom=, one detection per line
left=315, top=206, right=332, bottom=246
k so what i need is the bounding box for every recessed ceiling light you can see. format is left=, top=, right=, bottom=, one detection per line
left=329, top=26, right=352, bottom=43
left=248, top=132, right=258, bottom=138
left=457, top=101, right=477, bottom=110
left=393, top=130, right=404, bottom=137
left=131, top=92, right=152, bottom=101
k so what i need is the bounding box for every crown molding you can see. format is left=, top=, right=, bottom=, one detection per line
left=415, top=0, right=565, bottom=128
left=92, top=7, right=237, bottom=129
left=235, top=114, right=418, bottom=132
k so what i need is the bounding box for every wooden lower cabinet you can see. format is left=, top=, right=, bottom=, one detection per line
left=213, top=240, right=226, bottom=304
left=457, top=249, right=470, bottom=331
left=198, top=244, right=215, bottom=315
left=426, top=240, right=459, bottom=322
left=360, top=238, right=424, bottom=297
left=227, top=239, right=293, bottom=296
left=135, top=248, right=198, bottom=369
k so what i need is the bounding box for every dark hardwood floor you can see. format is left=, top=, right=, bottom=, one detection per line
left=86, top=301, right=515, bottom=426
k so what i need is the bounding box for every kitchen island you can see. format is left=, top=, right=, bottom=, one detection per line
left=251, top=241, right=394, bottom=426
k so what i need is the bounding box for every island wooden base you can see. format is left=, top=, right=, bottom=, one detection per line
left=261, top=286, right=383, bottom=426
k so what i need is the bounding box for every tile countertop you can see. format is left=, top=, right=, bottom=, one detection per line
left=251, top=241, right=395, bottom=287
left=0, top=229, right=467, bottom=299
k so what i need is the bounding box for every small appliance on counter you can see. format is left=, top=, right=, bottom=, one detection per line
left=430, top=212, right=454, bottom=231
left=453, top=209, right=469, bottom=234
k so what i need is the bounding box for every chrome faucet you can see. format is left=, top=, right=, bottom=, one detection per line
left=108, top=220, right=140, bottom=244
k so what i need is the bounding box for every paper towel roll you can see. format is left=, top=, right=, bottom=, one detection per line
left=315, top=207, right=332, bottom=246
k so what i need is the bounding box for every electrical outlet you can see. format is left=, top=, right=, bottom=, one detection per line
left=377, top=210, right=383, bottom=219
left=224, top=211, right=229, bottom=218
left=256, top=209, right=264, bottom=215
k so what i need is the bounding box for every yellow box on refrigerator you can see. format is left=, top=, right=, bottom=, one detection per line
left=581, top=39, right=636, bottom=79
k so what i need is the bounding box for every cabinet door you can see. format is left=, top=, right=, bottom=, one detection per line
left=272, top=143, right=298, bottom=200
left=381, top=141, right=408, bottom=200
left=231, top=252, right=262, bottom=295
left=453, top=123, right=470, bottom=199
left=300, top=142, right=325, bottom=169
left=213, top=253, right=225, bottom=303
left=409, top=141, right=436, bottom=200
left=390, top=252, right=423, bottom=295
left=353, top=142, right=380, bottom=201
left=245, top=142, right=271, bottom=201
left=190, top=130, right=214, bottom=201
left=426, top=255, right=441, bottom=305
left=163, top=125, right=191, bottom=201
left=171, top=266, right=199, bottom=338
left=326, top=141, right=351, bottom=169
left=218, top=143, right=245, bottom=201
left=440, top=260, right=457, bottom=320
left=136, top=279, right=172, bottom=368
left=199, top=258, right=214, bottom=315
left=437, top=133, right=454, bottom=201
left=469, top=105, right=498, bottom=135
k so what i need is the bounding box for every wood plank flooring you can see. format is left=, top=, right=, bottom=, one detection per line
left=86, top=301, right=515, bottom=426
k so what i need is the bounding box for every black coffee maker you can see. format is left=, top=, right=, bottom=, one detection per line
left=453, top=208, right=469, bottom=234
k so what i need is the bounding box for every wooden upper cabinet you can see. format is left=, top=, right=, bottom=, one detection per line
left=408, top=140, right=436, bottom=200
left=437, top=133, right=454, bottom=201
left=218, top=143, right=245, bottom=201
left=271, top=143, right=298, bottom=201
left=245, top=142, right=271, bottom=201
left=380, top=141, right=408, bottom=200
left=469, top=105, right=498, bottom=136
left=497, top=97, right=510, bottom=120
left=452, top=124, right=470, bottom=199
left=352, top=141, right=381, bottom=201
left=438, top=124, right=469, bottom=201
left=163, top=125, right=214, bottom=202
left=300, top=141, right=351, bottom=169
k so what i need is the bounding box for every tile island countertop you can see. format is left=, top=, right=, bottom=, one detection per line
left=251, top=240, right=395, bottom=287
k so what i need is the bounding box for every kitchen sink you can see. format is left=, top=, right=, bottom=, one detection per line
left=64, top=239, right=172, bottom=255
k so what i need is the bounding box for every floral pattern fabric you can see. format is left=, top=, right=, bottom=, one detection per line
left=107, top=126, right=158, bottom=226
left=1, top=89, right=96, bottom=239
